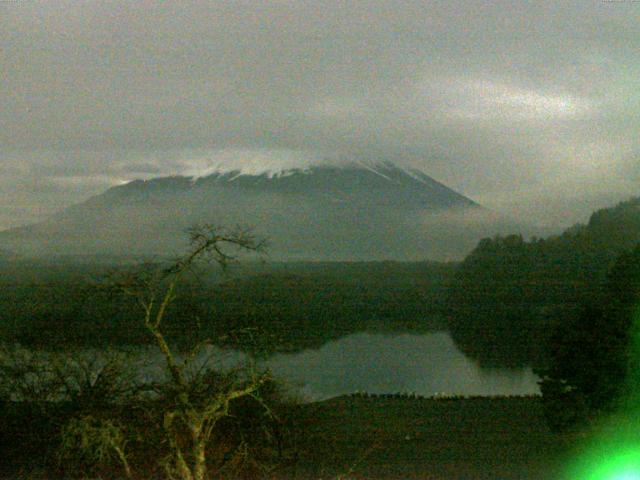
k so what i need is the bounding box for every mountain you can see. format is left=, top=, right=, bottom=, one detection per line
left=0, top=161, right=521, bottom=261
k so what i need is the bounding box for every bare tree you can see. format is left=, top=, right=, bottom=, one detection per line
left=113, top=224, right=271, bottom=480
left=59, top=415, right=134, bottom=480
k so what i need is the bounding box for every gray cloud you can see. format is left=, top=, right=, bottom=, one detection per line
left=1, top=0, right=639, bottom=230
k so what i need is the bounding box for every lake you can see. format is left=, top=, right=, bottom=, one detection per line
left=171, top=331, right=539, bottom=401
left=264, top=331, right=540, bottom=401
left=4, top=331, right=540, bottom=402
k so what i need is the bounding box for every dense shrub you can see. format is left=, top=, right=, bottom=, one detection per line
left=537, top=245, right=640, bottom=431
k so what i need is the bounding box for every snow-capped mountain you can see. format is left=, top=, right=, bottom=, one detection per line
left=0, top=161, right=518, bottom=260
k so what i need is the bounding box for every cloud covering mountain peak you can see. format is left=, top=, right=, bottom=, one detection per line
left=0, top=160, right=517, bottom=261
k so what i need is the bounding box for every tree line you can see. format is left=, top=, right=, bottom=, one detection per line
left=447, top=197, right=640, bottom=369
left=447, top=196, right=640, bottom=430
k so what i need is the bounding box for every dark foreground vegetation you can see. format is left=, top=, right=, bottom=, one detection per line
left=538, top=243, right=640, bottom=432
left=1, top=381, right=291, bottom=480
left=2, top=394, right=572, bottom=480
left=291, top=394, right=569, bottom=480
left=0, top=226, right=292, bottom=480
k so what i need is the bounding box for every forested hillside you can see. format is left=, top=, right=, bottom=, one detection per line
left=447, top=197, right=640, bottom=368
left=0, top=261, right=453, bottom=353
left=538, top=244, right=640, bottom=431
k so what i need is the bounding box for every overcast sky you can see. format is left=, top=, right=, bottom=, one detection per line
left=1, top=0, right=639, bottom=231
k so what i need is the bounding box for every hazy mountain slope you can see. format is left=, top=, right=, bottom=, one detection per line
left=0, top=162, right=520, bottom=260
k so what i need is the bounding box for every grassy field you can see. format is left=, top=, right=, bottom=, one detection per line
left=282, top=395, right=573, bottom=480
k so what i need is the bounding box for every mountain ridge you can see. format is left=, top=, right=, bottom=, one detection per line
left=0, top=161, right=518, bottom=261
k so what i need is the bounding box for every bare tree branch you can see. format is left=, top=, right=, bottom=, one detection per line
left=108, top=224, right=270, bottom=480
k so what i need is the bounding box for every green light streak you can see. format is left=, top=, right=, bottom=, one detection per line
left=563, top=305, right=640, bottom=480
left=582, top=447, right=640, bottom=480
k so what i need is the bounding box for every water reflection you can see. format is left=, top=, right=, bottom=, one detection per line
left=4, top=332, right=539, bottom=402
left=265, top=332, right=539, bottom=401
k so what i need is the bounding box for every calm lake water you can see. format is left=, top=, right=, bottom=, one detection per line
left=264, top=332, right=540, bottom=401
left=8, top=331, right=539, bottom=402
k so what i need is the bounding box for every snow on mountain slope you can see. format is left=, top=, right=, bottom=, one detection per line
left=0, top=161, right=519, bottom=261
